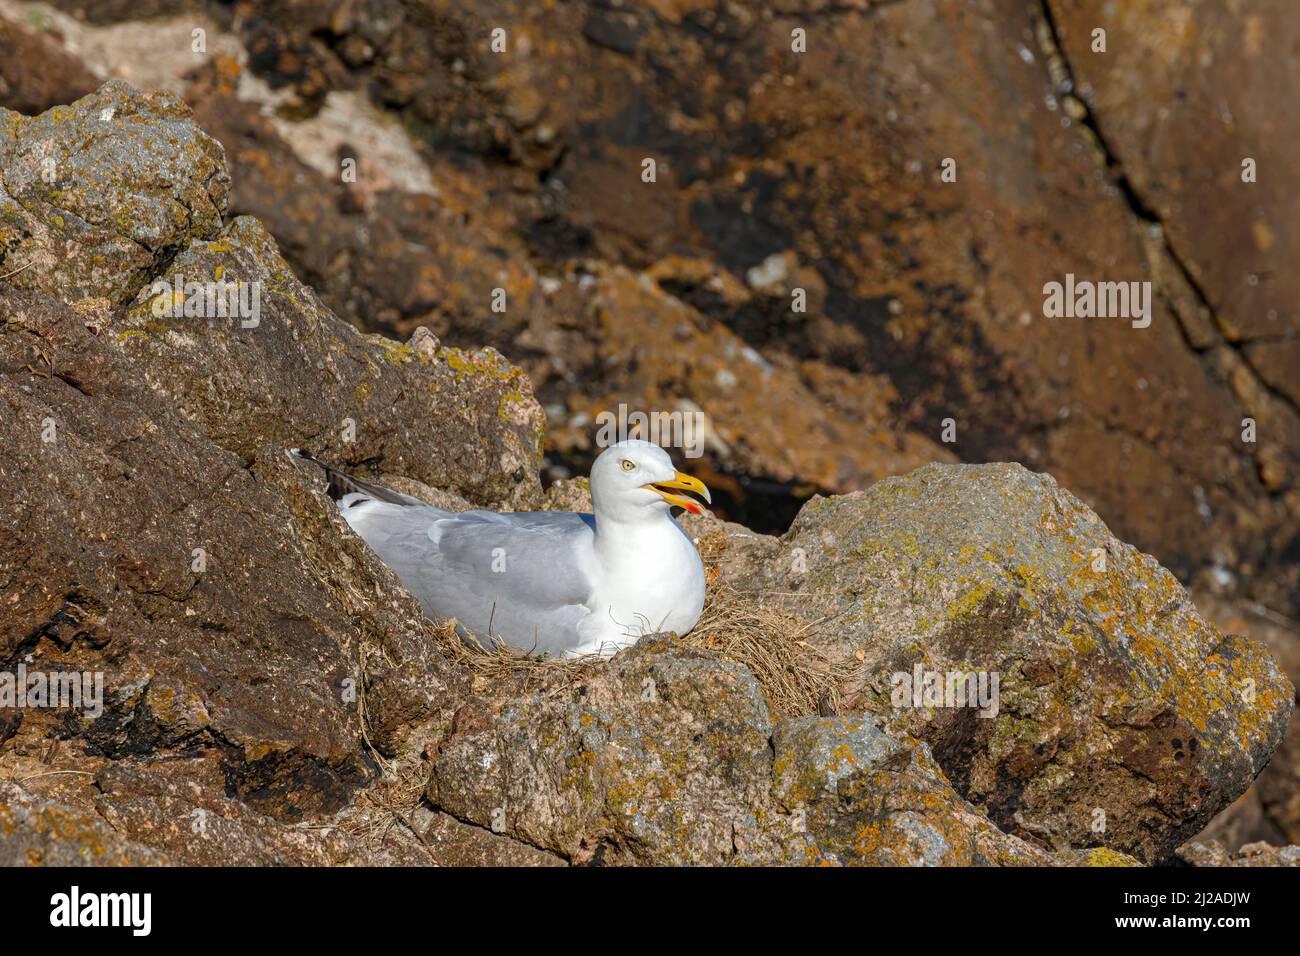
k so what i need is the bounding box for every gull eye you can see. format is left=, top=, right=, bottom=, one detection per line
left=620, top=458, right=636, bottom=472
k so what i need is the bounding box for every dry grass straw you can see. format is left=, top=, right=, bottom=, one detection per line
left=682, top=577, right=842, bottom=718
left=428, top=618, right=600, bottom=699
left=328, top=748, right=436, bottom=860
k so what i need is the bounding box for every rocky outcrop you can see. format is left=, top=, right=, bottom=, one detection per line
left=0, top=77, right=1292, bottom=867
left=0, top=80, right=229, bottom=308
left=10, top=1, right=1297, bottom=601
left=169, top=56, right=947, bottom=527
left=21, top=0, right=1287, bottom=600
left=0, top=84, right=540, bottom=841
left=0, top=781, right=163, bottom=866
left=687, top=464, right=1294, bottom=862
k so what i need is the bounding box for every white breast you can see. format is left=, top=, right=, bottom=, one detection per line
left=572, top=519, right=706, bottom=658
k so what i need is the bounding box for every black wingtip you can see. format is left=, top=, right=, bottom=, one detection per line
left=287, top=448, right=414, bottom=506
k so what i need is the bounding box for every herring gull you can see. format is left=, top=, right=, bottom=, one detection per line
left=292, top=440, right=711, bottom=658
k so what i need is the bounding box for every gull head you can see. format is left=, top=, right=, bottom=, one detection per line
left=589, top=439, right=712, bottom=522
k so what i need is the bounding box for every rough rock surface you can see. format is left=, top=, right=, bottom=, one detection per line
left=1177, top=840, right=1300, bottom=868
left=169, top=56, right=948, bottom=527
left=429, top=639, right=1050, bottom=866
left=0, top=58, right=1293, bottom=867
left=1191, top=592, right=1300, bottom=848
left=1, top=81, right=230, bottom=307
left=0, top=84, right=539, bottom=855
left=19, top=0, right=1293, bottom=605
left=698, top=463, right=1294, bottom=862
left=0, top=781, right=164, bottom=865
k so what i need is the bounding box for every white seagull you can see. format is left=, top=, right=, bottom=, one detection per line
left=293, top=440, right=711, bottom=658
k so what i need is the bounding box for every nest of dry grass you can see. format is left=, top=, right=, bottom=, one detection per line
left=426, top=568, right=842, bottom=718
left=428, top=618, right=601, bottom=698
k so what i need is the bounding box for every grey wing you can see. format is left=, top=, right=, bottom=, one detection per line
left=343, top=503, right=598, bottom=656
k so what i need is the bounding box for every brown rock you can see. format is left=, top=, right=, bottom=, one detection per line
left=0, top=17, right=99, bottom=115
left=1177, top=840, right=1300, bottom=867
left=0, top=83, right=542, bottom=842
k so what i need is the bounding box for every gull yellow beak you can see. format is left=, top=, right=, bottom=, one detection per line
left=645, top=471, right=712, bottom=515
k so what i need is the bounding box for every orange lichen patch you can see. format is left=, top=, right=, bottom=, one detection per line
left=0, top=796, right=161, bottom=866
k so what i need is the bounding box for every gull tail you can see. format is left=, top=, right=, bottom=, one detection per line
left=287, top=448, right=419, bottom=508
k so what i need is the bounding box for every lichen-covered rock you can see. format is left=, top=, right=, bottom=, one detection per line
left=771, top=716, right=1050, bottom=866
left=720, top=462, right=1294, bottom=862
left=90, top=758, right=346, bottom=866
left=123, top=0, right=1298, bottom=613
left=1176, top=841, right=1300, bottom=868
left=0, top=63, right=1291, bottom=870
left=0, top=82, right=545, bottom=846
left=427, top=640, right=778, bottom=865
left=18, top=0, right=1298, bottom=610
left=0, top=81, right=230, bottom=307
left=110, top=213, right=544, bottom=506
left=1189, top=592, right=1300, bottom=849
left=0, top=781, right=165, bottom=866
left=409, top=808, right=568, bottom=867
left=0, top=284, right=448, bottom=818
left=427, top=639, right=1049, bottom=865
left=1051, top=847, right=1143, bottom=867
